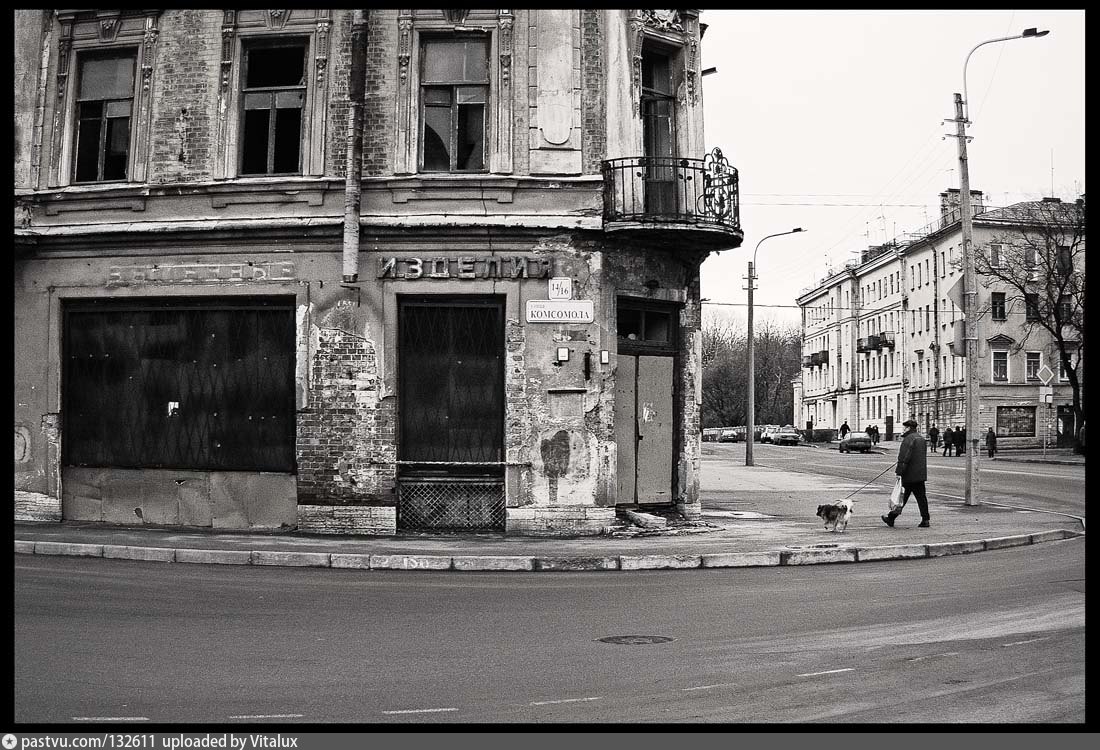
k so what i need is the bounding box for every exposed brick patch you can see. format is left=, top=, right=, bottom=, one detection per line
left=580, top=9, right=606, bottom=174
left=360, top=10, right=395, bottom=177
left=295, top=328, right=396, bottom=503
left=149, top=10, right=218, bottom=183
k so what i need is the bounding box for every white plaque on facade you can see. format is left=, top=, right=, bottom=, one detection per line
left=548, top=277, right=573, bottom=300
left=526, top=299, right=594, bottom=323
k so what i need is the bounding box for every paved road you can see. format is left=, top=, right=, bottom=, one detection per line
left=707, top=442, right=1086, bottom=519
left=14, top=536, right=1084, bottom=724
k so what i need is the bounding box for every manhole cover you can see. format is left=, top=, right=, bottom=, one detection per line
left=597, top=635, right=674, bottom=645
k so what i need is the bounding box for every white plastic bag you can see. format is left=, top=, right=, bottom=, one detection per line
left=888, top=477, right=905, bottom=512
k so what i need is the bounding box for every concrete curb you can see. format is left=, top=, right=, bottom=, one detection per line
left=14, top=529, right=1083, bottom=572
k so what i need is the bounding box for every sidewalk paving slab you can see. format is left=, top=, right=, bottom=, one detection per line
left=13, top=451, right=1084, bottom=572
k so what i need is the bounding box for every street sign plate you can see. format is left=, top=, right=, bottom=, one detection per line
left=1036, top=365, right=1054, bottom=385
left=526, top=299, right=594, bottom=323
left=548, top=277, right=573, bottom=300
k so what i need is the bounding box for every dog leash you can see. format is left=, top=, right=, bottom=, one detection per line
left=842, top=463, right=896, bottom=501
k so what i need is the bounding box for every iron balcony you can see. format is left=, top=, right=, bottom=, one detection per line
left=856, top=335, right=881, bottom=352
left=601, top=148, right=743, bottom=253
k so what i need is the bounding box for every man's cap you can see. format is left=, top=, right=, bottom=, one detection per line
left=902, top=419, right=919, bottom=428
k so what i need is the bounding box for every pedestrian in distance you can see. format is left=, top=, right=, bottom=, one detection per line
left=928, top=424, right=939, bottom=453
left=873, top=425, right=880, bottom=445
left=956, top=426, right=966, bottom=456
left=840, top=421, right=850, bottom=439
left=883, top=419, right=931, bottom=528
left=866, top=424, right=874, bottom=442
left=941, top=426, right=954, bottom=457
left=986, top=427, right=997, bottom=459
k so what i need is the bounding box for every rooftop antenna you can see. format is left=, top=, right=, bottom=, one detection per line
left=1050, top=148, right=1055, bottom=198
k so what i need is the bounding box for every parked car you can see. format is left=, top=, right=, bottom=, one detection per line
left=759, top=425, right=780, bottom=443
left=718, top=427, right=742, bottom=443
left=772, top=426, right=803, bottom=446
left=702, top=428, right=721, bottom=443
left=839, top=433, right=873, bottom=453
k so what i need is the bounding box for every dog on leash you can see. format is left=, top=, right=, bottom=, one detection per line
left=816, top=499, right=853, bottom=532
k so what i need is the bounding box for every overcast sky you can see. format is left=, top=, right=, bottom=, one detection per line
left=696, top=9, right=1086, bottom=328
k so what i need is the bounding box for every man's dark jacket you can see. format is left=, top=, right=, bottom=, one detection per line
left=896, top=430, right=928, bottom=483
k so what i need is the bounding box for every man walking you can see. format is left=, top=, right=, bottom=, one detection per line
left=840, top=421, right=850, bottom=439
left=955, top=426, right=966, bottom=456
left=941, top=426, right=953, bottom=457
left=883, top=418, right=930, bottom=528
left=928, top=424, right=939, bottom=453
left=986, top=427, right=997, bottom=459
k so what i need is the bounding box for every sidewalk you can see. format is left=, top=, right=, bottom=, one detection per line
left=14, top=452, right=1084, bottom=572
left=813, top=439, right=1085, bottom=466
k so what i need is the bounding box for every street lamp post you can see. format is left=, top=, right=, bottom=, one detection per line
left=746, top=228, right=804, bottom=466
left=953, top=27, right=1049, bottom=505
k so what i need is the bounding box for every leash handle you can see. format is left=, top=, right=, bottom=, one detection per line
left=843, top=462, right=895, bottom=501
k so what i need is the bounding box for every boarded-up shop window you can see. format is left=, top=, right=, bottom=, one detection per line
left=63, top=297, right=296, bottom=471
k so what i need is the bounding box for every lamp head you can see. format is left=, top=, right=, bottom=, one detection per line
left=1022, top=27, right=1050, bottom=38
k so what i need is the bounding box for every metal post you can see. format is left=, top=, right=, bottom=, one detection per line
left=746, top=260, right=755, bottom=467
left=954, top=92, right=980, bottom=506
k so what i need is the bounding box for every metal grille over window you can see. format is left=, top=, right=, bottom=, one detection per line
left=63, top=298, right=296, bottom=472
left=397, top=297, right=504, bottom=531
left=398, top=478, right=505, bottom=531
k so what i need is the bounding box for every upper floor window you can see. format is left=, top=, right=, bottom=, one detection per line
left=989, top=243, right=1006, bottom=268
left=240, top=40, right=307, bottom=175
left=419, top=37, right=489, bottom=172
left=1057, top=245, right=1073, bottom=275
left=1025, top=293, right=1041, bottom=322
left=73, top=51, right=137, bottom=183
left=991, top=292, right=1006, bottom=321
left=992, top=351, right=1009, bottom=382
left=1025, top=352, right=1042, bottom=381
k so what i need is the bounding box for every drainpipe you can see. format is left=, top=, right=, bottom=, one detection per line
left=342, top=9, right=368, bottom=283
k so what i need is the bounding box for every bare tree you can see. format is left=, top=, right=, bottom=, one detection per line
left=974, top=197, right=1085, bottom=448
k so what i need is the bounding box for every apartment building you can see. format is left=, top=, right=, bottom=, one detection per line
left=796, top=189, right=1084, bottom=448
left=14, top=9, right=743, bottom=534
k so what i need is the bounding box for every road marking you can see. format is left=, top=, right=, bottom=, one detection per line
left=73, top=717, right=149, bottom=722
left=228, top=714, right=304, bottom=719
left=382, top=707, right=458, bottom=715
left=797, top=668, right=855, bottom=678
left=530, top=697, right=603, bottom=706
left=907, top=652, right=959, bottom=662
left=1002, top=637, right=1049, bottom=648
left=681, top=683, right=738, bottom=692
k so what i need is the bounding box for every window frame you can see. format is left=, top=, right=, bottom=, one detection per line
left=1025, top=351, right=1042, bottom=382
left=417, top=34, right=491, bottom=174
left=990, top=291, right=1007, bottom=321
left=989, top=243, right=1006, bottom=269
left=238, top=37, right=310, bottom=177
left=991, top=350, right=1009, bottom=382
left=71, top=49, right=139, bottom=184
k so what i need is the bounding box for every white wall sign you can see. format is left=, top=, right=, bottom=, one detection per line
left=548, top=277, right=573, bottom=300
left=526, top=299, right=594, bottom=323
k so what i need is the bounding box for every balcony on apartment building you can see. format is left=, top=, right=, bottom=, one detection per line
left=601, top=148, right=743, bottom=253
left=856, top=335, right=881, bottom=353
left=878, top=331, right=895, bottom=349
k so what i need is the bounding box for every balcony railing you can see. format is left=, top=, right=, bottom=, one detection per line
left=878, top=331, right=895, bottom=349
left=856, top=335, right=881, bottom=353
left=602, top=148, right=740, bottom=232
left=809, top=353, right=822, bottom=367
left=801, top=355, right=813, bottom=368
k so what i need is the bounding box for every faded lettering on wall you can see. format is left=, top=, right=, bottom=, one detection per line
left=378, top=256, right=553, bottom=280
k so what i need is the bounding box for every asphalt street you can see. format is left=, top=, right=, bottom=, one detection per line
left=14, top=535, right=1085, bottom=724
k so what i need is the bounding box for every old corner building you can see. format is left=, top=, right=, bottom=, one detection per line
left=14, top=10, right=743, bottom=535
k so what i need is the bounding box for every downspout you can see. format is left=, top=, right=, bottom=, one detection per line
left=342, top=9, right=368, bottom=283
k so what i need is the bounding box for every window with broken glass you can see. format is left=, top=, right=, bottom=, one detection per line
left=419, top=37, right=489, bottom=172
left=73, top=51, right=137, bottom=183
left=240, top=40, right=307, bottom=175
